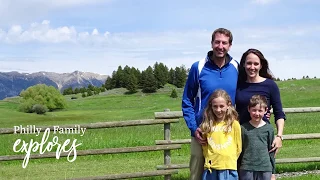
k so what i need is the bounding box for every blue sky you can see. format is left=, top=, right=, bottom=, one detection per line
left=0, top=0, right=319, bottom=79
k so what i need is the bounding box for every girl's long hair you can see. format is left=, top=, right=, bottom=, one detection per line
left=200, top=89, right=239, bottom=135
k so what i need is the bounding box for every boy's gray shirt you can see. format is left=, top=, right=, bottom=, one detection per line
left=240, top=122, right=275, bottom=173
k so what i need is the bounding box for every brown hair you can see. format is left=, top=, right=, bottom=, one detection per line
left=211, top=28, right=233, bottom=45
left=248, top=95, right=268, bottom=110
left=200, top=89, right=238, bottom=135
left=238, top=48, right=274, bottom=83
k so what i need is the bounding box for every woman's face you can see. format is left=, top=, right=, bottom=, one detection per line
left=244, top=53, right=262, bottom=78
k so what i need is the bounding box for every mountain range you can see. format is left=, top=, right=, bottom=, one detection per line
left=0, top=71, right=108, bottom=100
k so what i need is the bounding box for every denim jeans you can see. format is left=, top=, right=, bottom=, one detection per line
left=202, top=169, right=238, bottom=180
left=239, top=170, right=272, bottom=180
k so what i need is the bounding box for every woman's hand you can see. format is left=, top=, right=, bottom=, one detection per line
left=269, top=136, right=282, bottom=157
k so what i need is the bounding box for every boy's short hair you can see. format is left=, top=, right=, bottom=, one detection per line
left=248, top=95, right=268, bottom=109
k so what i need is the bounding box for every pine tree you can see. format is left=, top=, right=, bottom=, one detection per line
left=154, top=62, right=169, bottom=88
left=87, top=84, right=94, bottom=91
left=170, top=89, right=178, bottom=98
left=174, top=65, right=187, bottom=88
left=131, top=67, right=142, bottom=88
left=105, top=76, right=114, bottom=90
left=141, top=66, right=157, bottom=93
left=168, top=68, right=175, bottom=85
left=126, top=72, right=138, bottom=93
left=122, top=65, right=131, bottom=87
left=74, top=88, right=80, bottom=94
left=115, top=66, right=124, bottom=88
left=62, top=87, right=73, bottom=95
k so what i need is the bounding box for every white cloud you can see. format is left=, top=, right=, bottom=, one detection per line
left=0, top=0, right=113, bottom=26
left=0, top=20, right=319, bottom=79
left=92, top=29, right=99, bottom=36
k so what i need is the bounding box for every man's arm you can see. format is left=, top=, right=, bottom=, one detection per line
left=182, top=63, right=199, bottom=136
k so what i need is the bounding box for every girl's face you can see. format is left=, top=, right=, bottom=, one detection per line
left=211, top=97, right=229, bottom=121
left=244, top=53, right=262, bottom=79
left=248, top=104, right=267, bottom=122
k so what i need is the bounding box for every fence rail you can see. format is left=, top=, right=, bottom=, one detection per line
left=0, top=119, right=179, bottom=134
left=154, top=107, right=320, bottom=119
left=0, top=144, right=181, bottom=161
left=155, top=133, right=320, bottom=145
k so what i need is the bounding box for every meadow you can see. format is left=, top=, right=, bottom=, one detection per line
left=0, top=79, right=320, bottom=180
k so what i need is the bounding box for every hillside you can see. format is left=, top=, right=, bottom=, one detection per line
left=0, top=79, right=320, bottom=179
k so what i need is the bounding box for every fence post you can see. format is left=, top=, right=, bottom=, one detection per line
left=163, top=109, right=171, bottom=180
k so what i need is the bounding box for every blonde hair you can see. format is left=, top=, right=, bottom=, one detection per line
left=200, top=89, right=239, bottom=135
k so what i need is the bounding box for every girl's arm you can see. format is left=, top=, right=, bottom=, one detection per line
left=234, top=121, right=242, bottom=158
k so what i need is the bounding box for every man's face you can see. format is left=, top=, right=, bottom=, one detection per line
left=211, top=33, right=232, bottom=59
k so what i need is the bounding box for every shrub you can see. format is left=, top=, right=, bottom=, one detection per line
left=19, top=84, right=67, bottom=112
left=32, top=104, right=48, bottom=114
left=19, top=98, right=36, bottom=113
left=71, top=96, right=77, bottom=99
left=170, top=89, right=178, bottom=98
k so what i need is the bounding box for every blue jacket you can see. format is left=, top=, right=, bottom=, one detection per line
left=182, top=51, right=239, bottom=136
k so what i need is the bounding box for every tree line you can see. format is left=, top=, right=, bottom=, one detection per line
left=62, top=62, right=188, bottom=95
left=63, top=84, right=106, bottom=97
left=105, top=62, right=188, bottom=93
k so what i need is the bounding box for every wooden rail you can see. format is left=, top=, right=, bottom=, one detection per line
left=156, top=157, right=320, bottom=170
left=155, top=133, right=320, bottom=145
left=0, top=145, right=181, bottom=161
left=69, top=169, right=179, bottom=180
left=0, top=119, right=179, bottom=134
left=154, top=107, right=320, bottom=119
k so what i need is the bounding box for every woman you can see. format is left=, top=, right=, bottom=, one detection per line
left=236, top=48, right=286, bottom=180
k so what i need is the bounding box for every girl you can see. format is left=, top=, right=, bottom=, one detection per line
left=200, top=89, right=242, bottom=180
left=239, top=95, right=275, bottom=180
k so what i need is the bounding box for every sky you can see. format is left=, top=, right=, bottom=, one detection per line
left=0, top=0, right=319, bottom=79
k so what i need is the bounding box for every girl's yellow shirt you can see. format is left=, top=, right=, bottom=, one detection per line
left=202, top=120, right=242, bottom=170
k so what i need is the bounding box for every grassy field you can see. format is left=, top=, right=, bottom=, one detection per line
left=0, top=79, right=320, bottom=179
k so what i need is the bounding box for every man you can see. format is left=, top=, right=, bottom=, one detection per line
left=182, top=28, right=239, bottom=180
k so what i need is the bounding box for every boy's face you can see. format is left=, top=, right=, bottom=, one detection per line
left=248, top=104, right=267, bottom=122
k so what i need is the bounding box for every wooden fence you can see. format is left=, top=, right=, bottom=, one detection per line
left=154, top=107, right=320, bottom=171
left=0, top=119, right=181, bottom=180
left=0, top=107, right=320, bottom=179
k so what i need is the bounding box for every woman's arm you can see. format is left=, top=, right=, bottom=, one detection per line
left=269, top=80, right=286, bottom=155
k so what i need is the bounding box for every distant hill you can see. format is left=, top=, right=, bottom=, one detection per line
left=0, top=71, right=108, bottom=100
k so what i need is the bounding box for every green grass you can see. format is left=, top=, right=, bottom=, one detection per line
left=0, top=80, right=320, bottom=179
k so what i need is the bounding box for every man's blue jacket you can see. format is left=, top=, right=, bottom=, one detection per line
left=182, top=52, right=239, bottom=136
